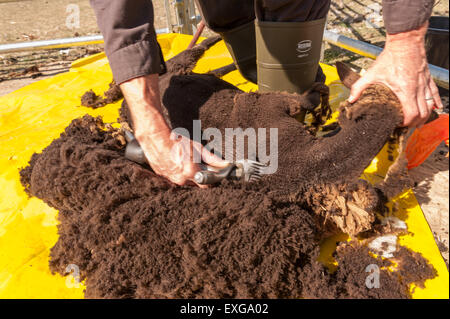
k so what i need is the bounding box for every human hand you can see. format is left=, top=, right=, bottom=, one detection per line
left=348, top=23, right=443, bottom=127
left=136, top=129, right=229, bottom=188
left=120, top=73, right=228, bottom=188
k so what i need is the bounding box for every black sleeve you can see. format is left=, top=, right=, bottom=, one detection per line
left=90, top=0, right=166, bottom=84
left=382, top=0, right=434, bottom=34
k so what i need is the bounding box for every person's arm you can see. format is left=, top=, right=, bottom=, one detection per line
left=348, top=0, right=443, bottom=127
left=90, top=0, right=227, bottom=186
left=90, top=0, right=166, bottom=83
left=120, top=75, right=228, bottom=187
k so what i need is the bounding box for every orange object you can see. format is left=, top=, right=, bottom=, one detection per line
left=405, top=114, right=449, bottom=169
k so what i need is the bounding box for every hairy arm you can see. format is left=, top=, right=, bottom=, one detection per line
left=91, top=0, right=227, bottom=186
left=349, top=0, right=443, bottom=127
left=120, top=75, right=228, bottom=187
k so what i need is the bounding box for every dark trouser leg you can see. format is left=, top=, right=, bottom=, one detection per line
left=194, top=0, right=330, bottom=31
left=194, top=0, right=330, bottom=89
left=194, top=0, right=254, bottom=32
left=255, top=0, right=330, bottom=22
left=195, top=0, right=257, bottom=83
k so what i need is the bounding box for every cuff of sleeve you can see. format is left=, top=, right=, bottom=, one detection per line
left=107, top=37, right=166, bottom=84
left=383, top=0, right=433, bottom=34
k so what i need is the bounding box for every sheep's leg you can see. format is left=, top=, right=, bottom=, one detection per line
left=165, top=36, right=222, bottom=74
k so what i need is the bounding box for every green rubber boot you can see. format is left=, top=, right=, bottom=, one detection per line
left=255, top=18, right=327, bottom=94
left=220, top=21, right=257, bottom=83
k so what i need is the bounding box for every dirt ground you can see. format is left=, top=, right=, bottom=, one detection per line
left=0, top=0, right=449, bottom=266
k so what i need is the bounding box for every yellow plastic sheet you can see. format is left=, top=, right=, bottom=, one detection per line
left=0, top=33, right=448, bottom=299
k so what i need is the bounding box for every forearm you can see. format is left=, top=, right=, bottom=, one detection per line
left=120, top=74, right=228, bottom=186
left=384, top=22, right=428, bottom=70
left=382, top=0, right=434, bottom=34
left=348, top=21, right=442, bottom=127
left=120, top=75, right=171, bottom=140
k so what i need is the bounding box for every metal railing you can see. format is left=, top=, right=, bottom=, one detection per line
left=323, top=30, right=449, bottom=89
left=0, top=30, right=167, bottom=54
left=170, top=0, right=201, bottom=35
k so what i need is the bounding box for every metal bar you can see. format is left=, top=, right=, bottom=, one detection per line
left=174, top=0, right=191, bottom=35
left=0, top=35, right=104, bottom=54
left=187, top=0, right=197, bottom=33
left=164, top=0, right=173, bottom=32
left=0, top=28, right=169, bottom=54
left=323, top=30, right=449, bottom=89
left=172, top=0, right=201, bottom=35
left=428, top=64, right=450, bottom=90
left=324, top=30, right=382, bottom=59
left=0, top=0, right=32, bottom=3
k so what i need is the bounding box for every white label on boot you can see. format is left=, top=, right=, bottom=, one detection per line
left=297, top=40, right=312, bottom=58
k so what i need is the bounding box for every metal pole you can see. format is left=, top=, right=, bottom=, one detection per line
left=0, top=29, right=169, bottom=54
left=323, top=30, right=449, bottom=89
left=174, top=0, right=191, bottom=35
left=428, top=64, right=450, bottom=90
left=323, top=30, right=382, bottom=59
left=187, top=0, right=201, bottom=33
left=164, top=0, right=173, bottom=32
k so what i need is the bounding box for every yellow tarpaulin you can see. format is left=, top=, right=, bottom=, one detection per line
left=0, top=33, right=448, bottom=299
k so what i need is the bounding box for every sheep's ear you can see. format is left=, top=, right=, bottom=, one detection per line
left=336, top=62, right=361, bottom=89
